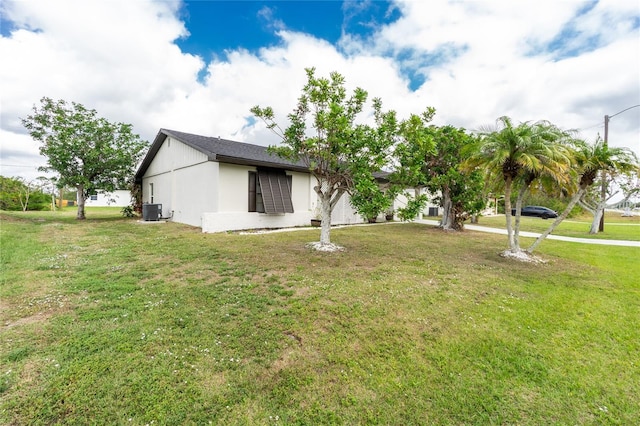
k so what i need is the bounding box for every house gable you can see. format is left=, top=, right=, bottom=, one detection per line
left=143, top=135, right=209, bottom=178
left=135, top=129, right=308, bottom=185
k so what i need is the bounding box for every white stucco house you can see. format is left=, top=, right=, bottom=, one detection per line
left=134, top=129, right=371, bottom=233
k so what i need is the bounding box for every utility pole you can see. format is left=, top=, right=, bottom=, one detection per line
left=598, top=104, right=640, bottom=232
left=599, top=114, right=609, bottom=232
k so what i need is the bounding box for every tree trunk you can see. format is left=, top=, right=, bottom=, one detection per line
left=527, top=187, right=586, bottom=253
left=319, top=192, right=332, bottom=245
left=503, top=178, right=517, bottom=252
left=440, top=187, right=454, bottom=230
left=20, top=191, right=29, bottom=212
left=579, top=197, right=605, bottom=235
left=589, top=203, right=605, bottom=234
left=512, top=185, right=528, bottom=250
left=416, top=187, right=424, bottom=220
left=76, top=185, right=86, bottom=220
left=578, top=199, right=595, bottom=216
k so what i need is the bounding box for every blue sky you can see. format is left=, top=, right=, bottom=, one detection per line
left=175, top=1, right=404, bottom=82
left=176, top=1, right=400, bottom=54
left=1, top=0, right=639, bottom=183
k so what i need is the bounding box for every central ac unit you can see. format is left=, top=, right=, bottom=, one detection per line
left=142, top=203, right=162, bottom=221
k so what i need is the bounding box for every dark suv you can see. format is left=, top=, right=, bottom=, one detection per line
left=511, top=206, right=558, bottom=219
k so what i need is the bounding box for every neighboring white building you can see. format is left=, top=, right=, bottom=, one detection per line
left=392, top=187, right=442, bottom=219
left=85, top=190, right=132, bottom=207
left=134, top=129, right=366, bottom=233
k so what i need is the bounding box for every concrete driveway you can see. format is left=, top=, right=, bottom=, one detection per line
left=416, top=219, right=640, bottom=247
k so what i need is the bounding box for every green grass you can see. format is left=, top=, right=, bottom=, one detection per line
left=476, top=211, right=640, bottom=241
left=1, top=208, right=639, bottom=425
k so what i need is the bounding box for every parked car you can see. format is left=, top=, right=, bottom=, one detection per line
left=511, top=205, right=558, bottom=219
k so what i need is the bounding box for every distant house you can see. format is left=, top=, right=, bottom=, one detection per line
left=134, top=129, right=367, bottom=233
left=84, top=190, right=132, bottom=207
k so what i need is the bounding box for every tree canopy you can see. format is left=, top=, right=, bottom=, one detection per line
left=0, top=176, right=51, bottom=211
left=467, top=116, right=573, bottom=256
left=527, top=138, right=639, bottom=252
left=393, top=124, right=485, bottom=230
left=251, top=68, right=398, bottom=248
left=21, top=97, right=147, bottom=219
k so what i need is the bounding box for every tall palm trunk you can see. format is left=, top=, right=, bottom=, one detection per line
left=527, top=187, right=586, bottom=253
left=589, top=202, right=605, bottom=234
left=504, top=177, right=517, bottom=251
left=513, top=185, right=529, bottom=250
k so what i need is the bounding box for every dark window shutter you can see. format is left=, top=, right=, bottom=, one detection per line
left=257, top=169, right=294, bottom=214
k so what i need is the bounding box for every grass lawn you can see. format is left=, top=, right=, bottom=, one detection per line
left=1, top=208, right=639, bottom=425
left=475, top=211, right=640, bottom=242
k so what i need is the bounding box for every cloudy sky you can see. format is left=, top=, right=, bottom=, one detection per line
left=1, top=0, right=639, bottom=183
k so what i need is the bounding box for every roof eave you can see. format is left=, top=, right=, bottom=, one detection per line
left=134, top=130, right=169, bottom=183
left=215, top=155, right=309, bottom=173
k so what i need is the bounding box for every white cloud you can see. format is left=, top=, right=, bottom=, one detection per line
left=1, top=0, right=638, bottom=186
left=1, top=0, right=203, bottom=139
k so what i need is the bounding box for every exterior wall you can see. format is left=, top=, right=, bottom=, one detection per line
left=202, top=165, right=316, bottom=233
left=85, top=190, right=132, bottom=207
left=217, top=163, right=252, bottom=211
left=330, top=192, right=366, bottom=225
left=170, top=162, right=218, bottom=226
left=142, top=136, right=218, bottom=227
left=146, top=136, right=209, bottom=176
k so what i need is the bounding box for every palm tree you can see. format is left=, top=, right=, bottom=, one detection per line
left=527, top=139, right=639, bottom=253
left=467, top=116, right=573, bottom=254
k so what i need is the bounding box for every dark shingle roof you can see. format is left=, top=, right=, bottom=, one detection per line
left=135, top=129, right=308, bottom=182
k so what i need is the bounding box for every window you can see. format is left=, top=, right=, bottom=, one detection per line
left=149, top=183, right=154, bottom=203
left=248, top=172, right=264, bottom=213
left=90, top=194, right=98, bottom=201
left=249, top=169, right=294, bottom=214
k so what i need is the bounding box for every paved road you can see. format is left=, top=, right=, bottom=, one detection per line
left=416, top=219, right=640, bottom=247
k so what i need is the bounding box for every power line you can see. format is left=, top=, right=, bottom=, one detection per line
left=577, top=105, right=640, bottom=134
left=578, top=122, right=604, bottom=132
left=609, top=104, right=640, bottom=119
left=1, top=164, right=41, bottom=168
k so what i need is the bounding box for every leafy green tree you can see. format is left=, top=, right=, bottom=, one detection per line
left=0, top=176, right=50, bottom=211
left=391, top=121, right=485, bottom=230
left=527, top=139, right=639, bottom=252
left=251, top=68, right=398, bottom=247
left=349, top=175, right=393, bottom=222
left=21, top=97, right=147, bottom=219
left=577, top=153, right=640, bottom=234
left=422, top=126, right=485, bottom=230
left=467, top=116, right=573, bottom=255
left=0, top=176, right=24, bottom=210
left=389, top=111, right=436, bottom=221
left=616, top=170, right=640, bottom=208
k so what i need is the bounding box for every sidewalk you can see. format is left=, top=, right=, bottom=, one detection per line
left=415, top=219, right=640, bottom=247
